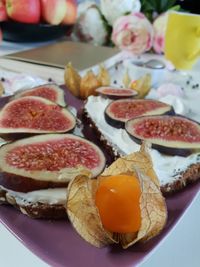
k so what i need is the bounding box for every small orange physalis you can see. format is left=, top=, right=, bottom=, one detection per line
left=95, top=174, right=141, bottom=233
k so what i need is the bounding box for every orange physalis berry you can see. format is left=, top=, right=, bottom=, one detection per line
left=95, top=174, right=141, bottom=233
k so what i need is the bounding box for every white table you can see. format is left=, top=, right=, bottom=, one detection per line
left=0, top=41, right=200, bottom=267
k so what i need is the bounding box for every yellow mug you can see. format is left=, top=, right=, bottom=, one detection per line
left=165, top=11, right=200, bottom=70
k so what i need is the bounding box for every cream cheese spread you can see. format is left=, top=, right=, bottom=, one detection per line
left=0, top=186, right=67, bottom=206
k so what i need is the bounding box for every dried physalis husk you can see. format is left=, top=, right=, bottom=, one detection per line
left=64, top=63, right=81, bottom=97
left=0, top=81, right=4, bottom=96
left=66, top=175, right=117, bottom=247
left=122, top=69, right=131, bottom=88
left=80, top=70, right=101, bottom=99
left=66, top=142, right=167, bottom=249
left=64, top=62, right=111, bottom=99
left=57, top=166, right=92, bottom=182
left=97, top=64, right=110, bottom=86
left=129, top=74, right=152, bottom=99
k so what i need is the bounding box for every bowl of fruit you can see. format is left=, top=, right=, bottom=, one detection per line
left=0, top=0, right=77, bottom=42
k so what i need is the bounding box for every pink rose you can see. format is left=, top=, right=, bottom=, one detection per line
left=153, top=13, right=168, bottom=54
left=111, top=12, right=154, bottom=55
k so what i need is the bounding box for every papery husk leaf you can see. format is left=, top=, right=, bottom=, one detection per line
left=0, top=81, right=4, bottom=96
left=102, top=142, right=159, bottom=187
left=57, top=166, right=92, bottom=182
left=64, top=63, right=81, bottom=97
left=80, top=70, right=102, bottom=99
left=121, top=169, right=167, bottom=249
left=66, top=175, right=117, bottom=248
left=123, top=70, right=131, bottom=88
left=102, top=142, right=167, bottom=249
left=97, top=65, right=110, bottom=86
left=129, top=74, right=152, bottom=99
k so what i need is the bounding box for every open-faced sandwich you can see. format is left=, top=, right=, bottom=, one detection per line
left=64, top=63, right=200, bottom=195
left=83, top=95, right=200, bottom=194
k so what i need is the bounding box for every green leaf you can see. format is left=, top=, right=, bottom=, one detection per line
left=170, top=5, right=181, bottom=11
left=141, top=0, right=177, bottom=14
left=161, top=0, right=176, bottom=11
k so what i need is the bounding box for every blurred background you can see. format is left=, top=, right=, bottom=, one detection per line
left=176, top=0, right=200, bottom=13
left=77, top=0, right=200, bottom=13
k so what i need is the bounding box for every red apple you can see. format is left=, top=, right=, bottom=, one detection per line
left=0, top=0, right=8, bottom=21
left=0, top=27, right=2, bottom=43
left=6, top=0, right=40, bottom=24
left=40, top=0, right=67, bottom=25
left=62, top=0, right=77, bottom=25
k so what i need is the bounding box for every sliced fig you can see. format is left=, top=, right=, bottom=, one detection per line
left=96, top=86, right=137, bottom=99
left=0, top=96, right=76, bottom=135
left=0, top=134, right=106, bottom=192
left=13, top=84, right=66, bottom=107
left=105, top=99, right=174, bottom=128
left=125, top=115, right=200, bottom=156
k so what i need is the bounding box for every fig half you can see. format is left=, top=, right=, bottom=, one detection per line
left=105, top=99, right=174, bottom=128
left=0, top=96, right=76, bottom=136
left=125, top=115, right=200, bottom=156
left=0, top=134, right=106, bottom=192
left=96, top=86, right=137, bottom=99
left=13, top=84, right=66, bottom=107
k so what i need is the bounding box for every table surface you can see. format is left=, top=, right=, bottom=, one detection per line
left=0, top=40, right=200, bottom=267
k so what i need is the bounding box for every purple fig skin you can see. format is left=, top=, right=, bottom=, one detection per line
left=0, top=172, right=68, bottom=193
left=96, top=87, right=138, bottom=100
left=104, top=111, right=125, bottom=129
left=0, top=128, right=76, bottom=141
left=127, top=134, right=194, bottom=156
left=105, top=99, right=175, bottom=129
left=13, top=84, right=67, bottom=107
left=0, top=127, right=77, bottom=142
left=125, top=115, right=200, bottom=157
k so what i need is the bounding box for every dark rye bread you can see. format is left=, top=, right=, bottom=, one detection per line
left=82, top=108, right=200, bottom=195
left=0, top=187, right=67, bottom=219
left=81, top=109, right=121, bottom=161
left=163, top=163, right=200, bottom=194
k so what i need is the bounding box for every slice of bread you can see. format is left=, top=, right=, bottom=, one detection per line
left=0, top=187, right=67, bottom=219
